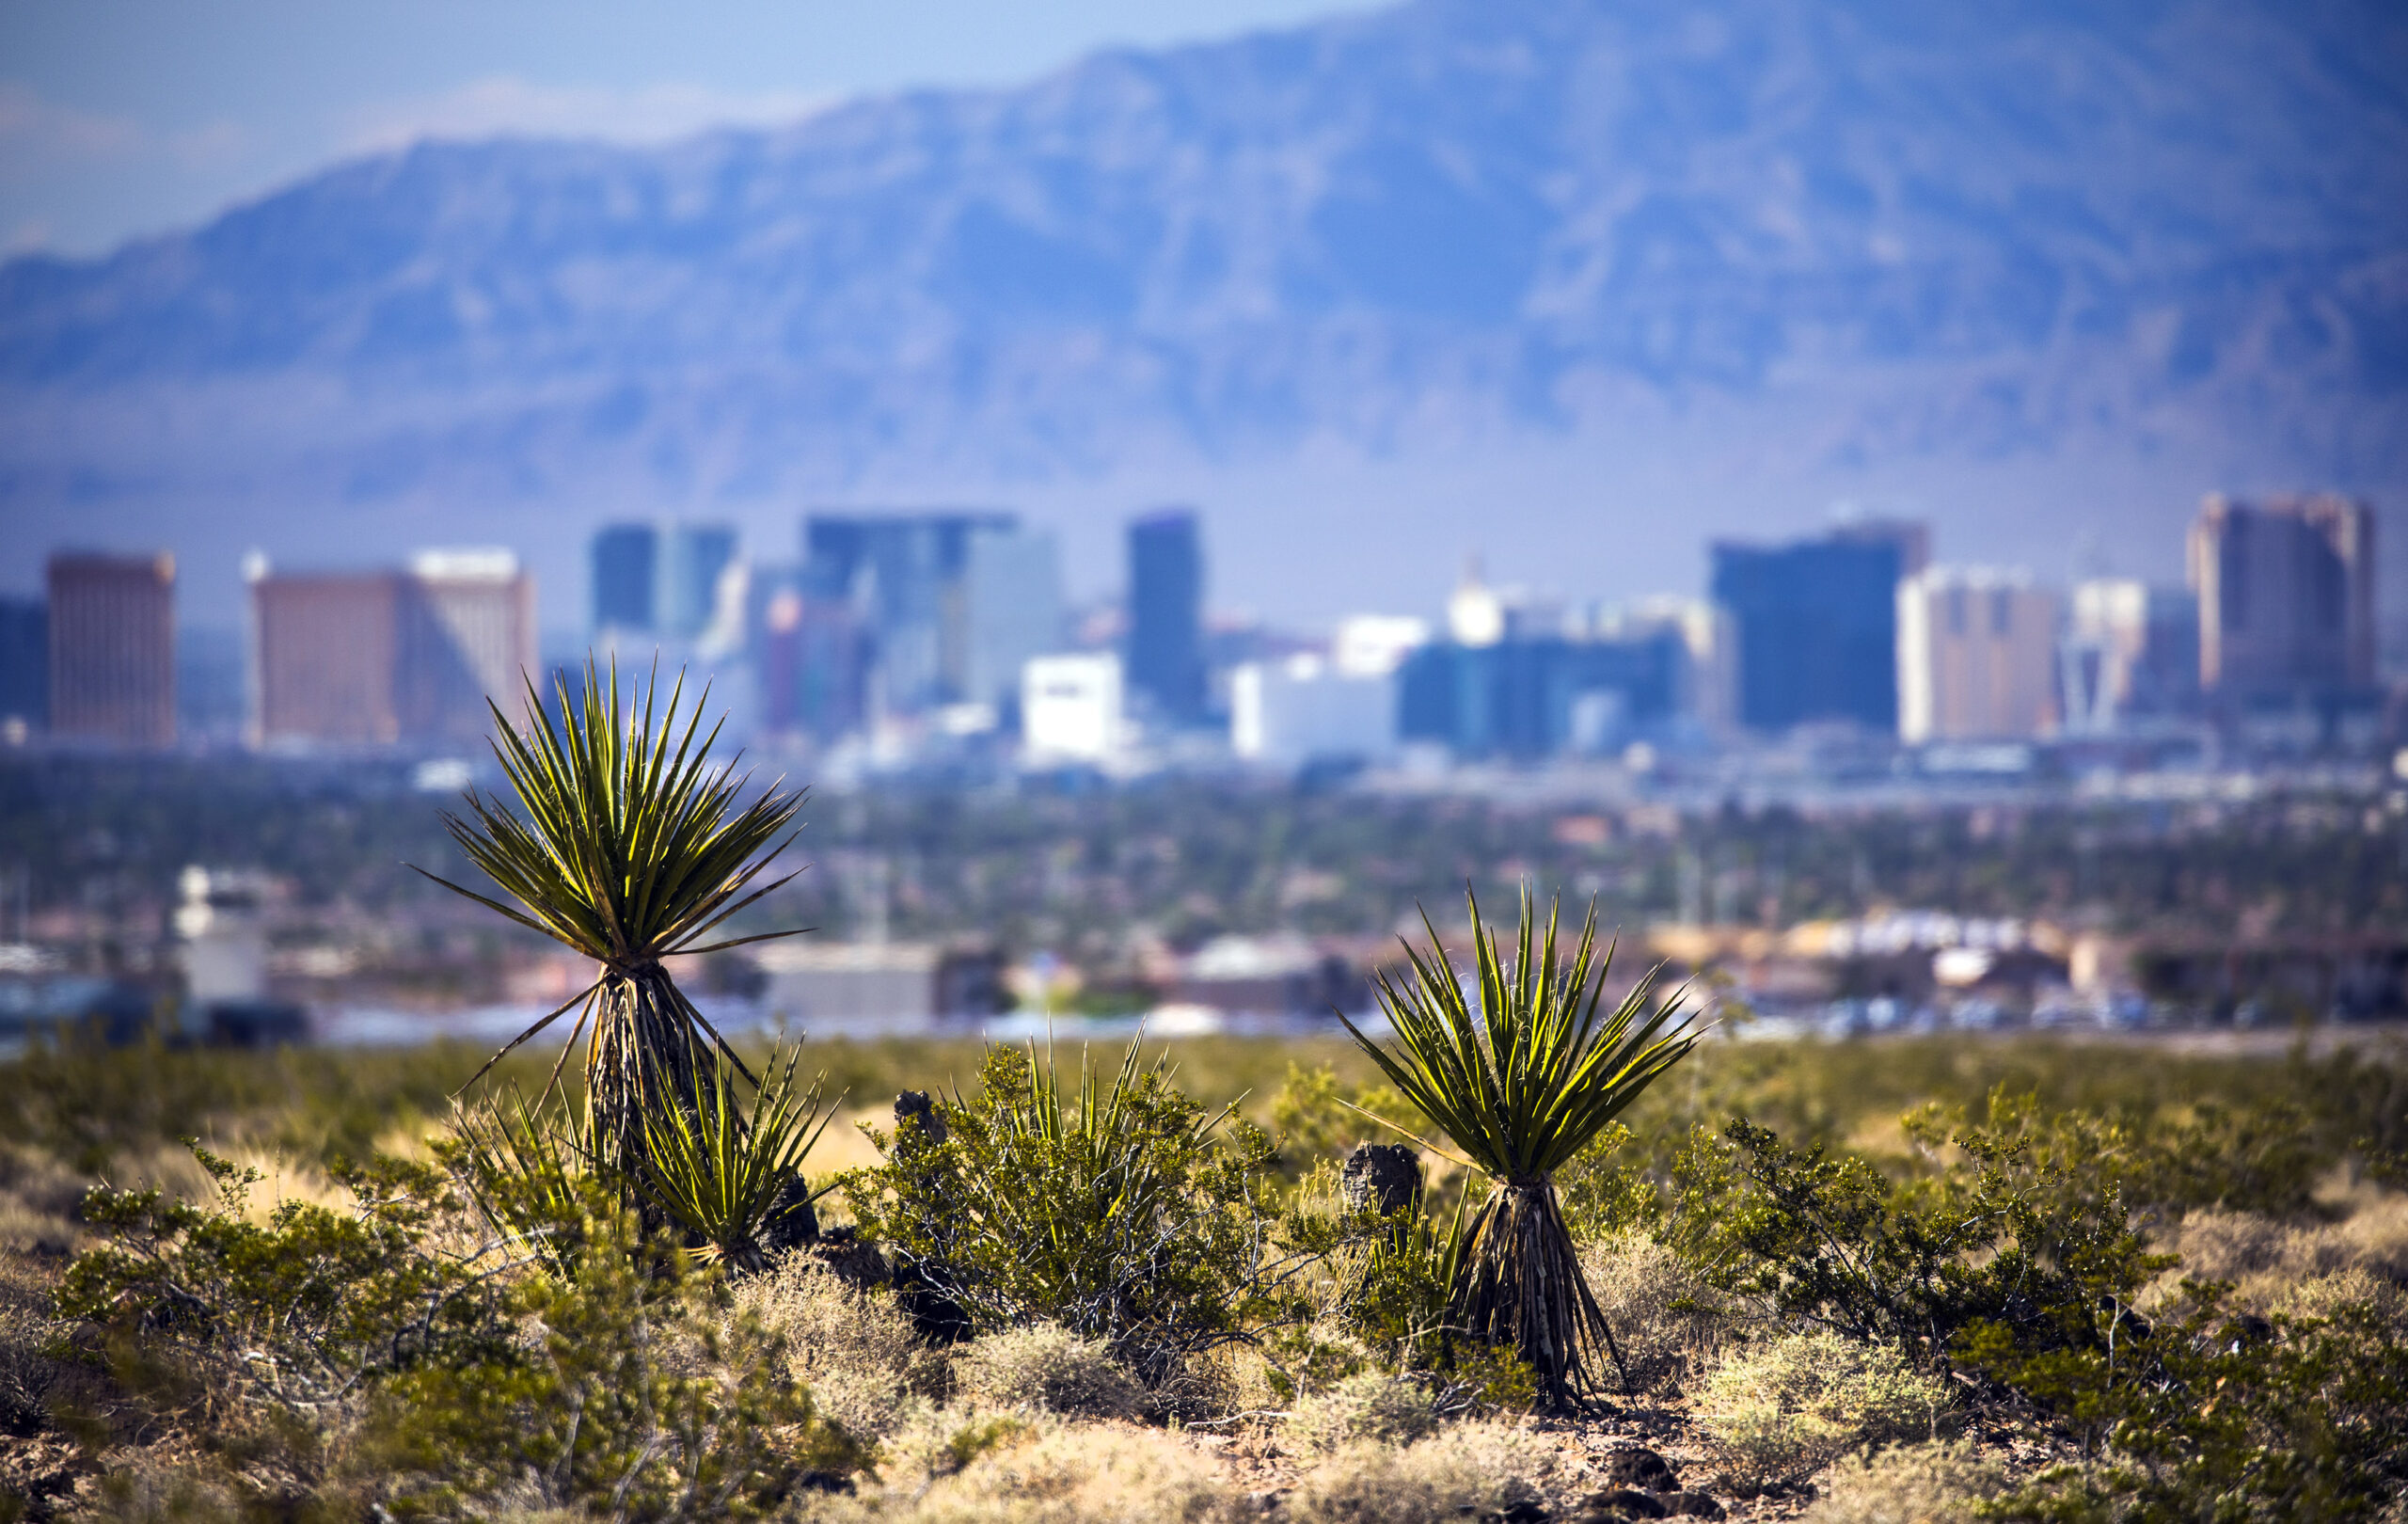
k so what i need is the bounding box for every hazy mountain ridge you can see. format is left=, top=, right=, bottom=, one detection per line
left=2, top=0, right=2405, bottom=619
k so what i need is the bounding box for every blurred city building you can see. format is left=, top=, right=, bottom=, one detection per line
left=799, top=511, right=1061, bottom=722
left=1128, top=509, right=1206, bottom=724
left=1022, top=651, right=1125, bottom=763
left=1896, top=567, right=2063, bottom=742
left=248, top=548, right=535, bottom=749
left=47, top=551, right=176, bottom=749
left=0, top=597, right=46, bottom=742
left=1332, top=614, right=1431, bottom=677
left=1590, top=596, right=1737, bottom=738
left=2188, top=493, right=2375, bottom=703
left=2060, top=579, right=2199, bottom=734
left=1711, top=522, right=1920, bottom=734
left=589, top=520, right=742, bottom=643
left=659, top=523, right=738, bottom=640
left=1397, top=624, right=1688, bottom=760
left=1231, top=653, right=1397, bottom=770
left=752, top=574, right=870, bottom=742
left=590, top=522, right=658, bottom=634
left=752, top=940, right=1007, bottom=1025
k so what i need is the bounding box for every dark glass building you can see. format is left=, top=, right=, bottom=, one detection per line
left=661, top=523, right=738, bottom=639
left=1127, top=509, right=1204, bottom=723
left=1711, top=533, right=1908, bottom=732
left=1397, top=630, right=1686, bottom=759
left=590, top=522, right=658, bottom=633
left=800, top=512, right=1017, bottom=715
left=0, top=597, right=45, bottom=734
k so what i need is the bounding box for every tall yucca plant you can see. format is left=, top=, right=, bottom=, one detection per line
left=1340, top=889, right=1701, bottom=1409
left=415, top=659, right=807, bottom=1185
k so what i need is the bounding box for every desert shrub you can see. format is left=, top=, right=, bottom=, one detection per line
left=1284, top=1372, right=1446, bottom=1450
left=369, top=1201, right=861, bottom=1520
left=1269, top=1063, right=1417, bottom=1174
left=948, top=1324, right=1146, bottom=1420
left=844, top=1037, right=1285, bottom=1383
left=1577, top=1230, right=1729, bottom=1394
left=1802, top=1439, right=2011, bottom=1524
left=1962, top=1280, right=2408, bottom=1522
left=1285, top=1421, right=1558, bottom=1524
left=55, top=1145, right=507, bottom=1428
left=1671, top=1094, right=2169, bottom=1371
left=732, top=1254, right=941, bottom=1438
left=815, top=1409, right=1228, bottom=1524
left=1693, top=1330, right=1951, bottom=1494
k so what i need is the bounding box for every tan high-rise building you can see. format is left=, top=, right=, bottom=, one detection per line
left=398, top=549, right=536, bottom=743
left=249, top=549, right=534, bottom=749
left=251, top=571, right=406, bottom=746
left=2187, top=493, right=2375, bottom=699
left=48, top=551, right=176, bottom=748
left=1896, top=566, right=2062, bottom=743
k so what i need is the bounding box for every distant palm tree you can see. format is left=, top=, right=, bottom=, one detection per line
left=1342, top=890, right=1700, bottom=1409
left=417, top=659, right=807, bottom=1185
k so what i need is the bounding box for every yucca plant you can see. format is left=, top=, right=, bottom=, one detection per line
left=1340, top=889, right=1702, bottom=1410
left=641, top=1043, right=839, bottom=1269
left=446, top=1083, right=594, bottom=1278
left=415, top=659, right=807, bottom=1190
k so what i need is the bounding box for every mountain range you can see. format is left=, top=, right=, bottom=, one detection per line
left=4, top=0, right=2405, bottom=627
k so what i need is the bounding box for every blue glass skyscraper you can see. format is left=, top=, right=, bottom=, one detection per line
left=1128, top=509, right=1205, bottom=723
left=1711, top=525, right=1919, bottom=733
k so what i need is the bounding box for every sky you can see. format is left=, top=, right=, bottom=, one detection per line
left=0, top=0, right=1371, bottom=257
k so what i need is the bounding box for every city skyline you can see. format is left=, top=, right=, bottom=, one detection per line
left=8, top=490, right=2391, bottom=770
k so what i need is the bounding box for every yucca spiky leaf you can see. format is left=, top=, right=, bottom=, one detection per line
left=411, top=658, right=810, bottom=1184
left=641, top=1043, right=840, bottom=1268
left=1339, top=887, right=1701, bottom=1408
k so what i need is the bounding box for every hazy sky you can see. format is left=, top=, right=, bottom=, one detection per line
left=0, top=0, right=1370, bottom=257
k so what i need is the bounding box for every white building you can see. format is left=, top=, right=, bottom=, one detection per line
left=1897, top=567, right=2063, bottom=743
left=1332, top=614, right=1431, bottom=677
left=1231, top=653, right=1397, bottom=769
left=2061, top=579, right=2199, bottom=733
left=1022, top=652, right=1125, bottom=762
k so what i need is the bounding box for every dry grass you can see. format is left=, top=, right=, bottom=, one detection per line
left=1285, top=1421, right=1560, bottom=1524
left=948, top=1324, right=1148, bottom=1421
left=805, top=1409, right=1235, bottom=1524
left=1801, top=1439, right=2014, bottom=1524
left=2150, top=1187, right=2408, bottom=1321
left=1693, top=1331, right=1953, bottom=1494
left=1580, top=1229, right=1730, bottom=1396
left=1283, top=1373, right=1447, bottom=1451
left=732, top=1251, right=947, bottom=1440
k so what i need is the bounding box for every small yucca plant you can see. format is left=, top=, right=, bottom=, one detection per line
left=641, top=1043, right=839, bottom=1269
left=1341, top=889, right=1701, bottom=1410
left=416, top=659, right=806, bottom=1188
left=448, top=1084, right=594, bottom=1278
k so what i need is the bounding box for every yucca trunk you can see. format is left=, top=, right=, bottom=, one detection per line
left=1453, top=1178, right=1622, bottom=1408
left=585, top=962, right=714, bottom=1183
